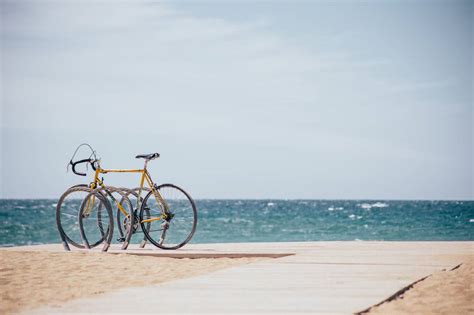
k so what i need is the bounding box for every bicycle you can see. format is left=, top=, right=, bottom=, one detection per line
left=56, top=144, right=198, bottom=252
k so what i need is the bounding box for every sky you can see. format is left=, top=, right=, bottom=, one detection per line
left=0, top=0, right=472, bottom=199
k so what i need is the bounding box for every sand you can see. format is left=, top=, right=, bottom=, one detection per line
left=0, top=250, right=263, bottom=315
left=1, top=243, right=472, bottom=314
left=366, top=256, right=474, bottom=315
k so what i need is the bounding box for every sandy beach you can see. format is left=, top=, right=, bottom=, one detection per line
left=365, top=256, right=474, bottom=315
left=0, top=250, right=262, bottom=315
left=1, top=242, right=472, bottom=314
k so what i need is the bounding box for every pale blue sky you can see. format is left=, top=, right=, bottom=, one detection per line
left=1, top=0, right=472, bottom=199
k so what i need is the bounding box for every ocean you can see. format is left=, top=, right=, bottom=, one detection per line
left=0, top=199, right=473, bottom=247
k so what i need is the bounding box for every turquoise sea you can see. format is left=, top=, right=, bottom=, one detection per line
left=0, top=199, right=473, bottom=247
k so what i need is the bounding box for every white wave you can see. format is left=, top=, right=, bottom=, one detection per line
left=359, top=202, right=389, bottom=209
left=267, top=202, right=275, bottom=207
left=469, top=219, right=474, bottom=223
left=349, top=214, right=356, bottom=219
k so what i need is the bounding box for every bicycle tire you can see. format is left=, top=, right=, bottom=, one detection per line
left=78, top=190, right=114, bottom=252
left=139, top=183, right=197, bottom=250
left=56, top=185, right=108, bottom=250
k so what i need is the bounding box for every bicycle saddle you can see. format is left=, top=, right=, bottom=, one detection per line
left=135, top=153, right=160, bottom=160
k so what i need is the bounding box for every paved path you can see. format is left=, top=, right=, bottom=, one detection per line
left=18, top=241, right=473, bottom=314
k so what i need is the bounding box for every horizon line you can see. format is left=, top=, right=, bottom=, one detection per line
left=0, top=197, right=472, bottom=202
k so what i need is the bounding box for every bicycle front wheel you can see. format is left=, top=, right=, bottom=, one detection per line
left=56, top=185, right=94, bottom=249
left=139, top=184, right=197, bottom=250
left=78, top=190, right=114, bottom=252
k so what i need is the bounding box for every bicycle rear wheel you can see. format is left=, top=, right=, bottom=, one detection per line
left=139, top=184, right=197, bottom=250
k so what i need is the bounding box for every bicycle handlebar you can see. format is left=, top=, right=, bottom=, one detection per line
left=70, top=159, right=96, bottom=176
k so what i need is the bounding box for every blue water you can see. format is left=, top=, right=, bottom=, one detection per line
left=0, top=199, right=473, bottom=246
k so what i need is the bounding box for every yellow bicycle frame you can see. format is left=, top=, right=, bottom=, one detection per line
left=84, top=160, right=167, bottom=224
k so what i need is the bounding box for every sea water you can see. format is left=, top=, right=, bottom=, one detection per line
left=0, top=199, right=473, bottom=247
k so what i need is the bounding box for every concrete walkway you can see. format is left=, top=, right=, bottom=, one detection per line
left=18, top=241, right=473, bottom=314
